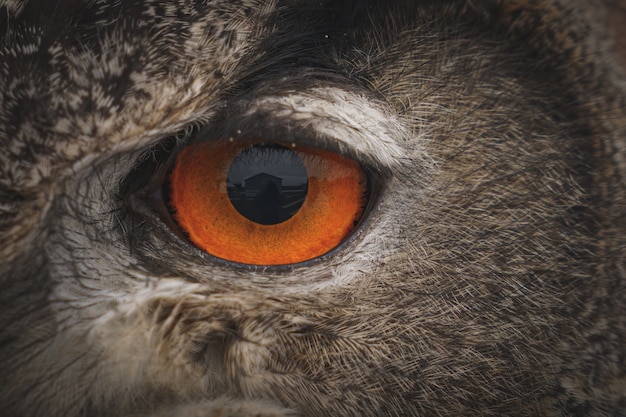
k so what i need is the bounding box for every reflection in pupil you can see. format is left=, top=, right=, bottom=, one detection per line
left=226, top=144, right=308, bottom=225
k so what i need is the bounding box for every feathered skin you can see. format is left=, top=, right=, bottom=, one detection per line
left=0, top=0, right=625, bottom=416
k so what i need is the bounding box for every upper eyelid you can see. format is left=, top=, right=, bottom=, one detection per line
left=173, top=86, right=409, bottom=173
left=129, top=86, right=410, bottom=189
left=241, top=87, right=409, bottom=171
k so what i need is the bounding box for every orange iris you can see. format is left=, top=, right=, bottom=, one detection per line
left=167, top=139, right=368, bottom=265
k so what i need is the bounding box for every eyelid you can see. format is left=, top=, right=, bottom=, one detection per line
left=200, top=87, right=409, bottom=172
left=130, top=86, right=408, bottom=202
left=249, top=87, right=407, bottom=167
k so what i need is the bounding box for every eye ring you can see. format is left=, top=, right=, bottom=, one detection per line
left=165, top=138, right=370, bottom=266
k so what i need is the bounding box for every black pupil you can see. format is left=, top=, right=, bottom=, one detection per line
left=226, top=144, right=308, bottom=225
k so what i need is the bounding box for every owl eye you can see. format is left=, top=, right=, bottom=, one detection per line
left=166, top=138, right=369, bottom=265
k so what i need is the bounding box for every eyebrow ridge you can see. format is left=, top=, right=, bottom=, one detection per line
left=245, top=87, right=410, bottom=169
